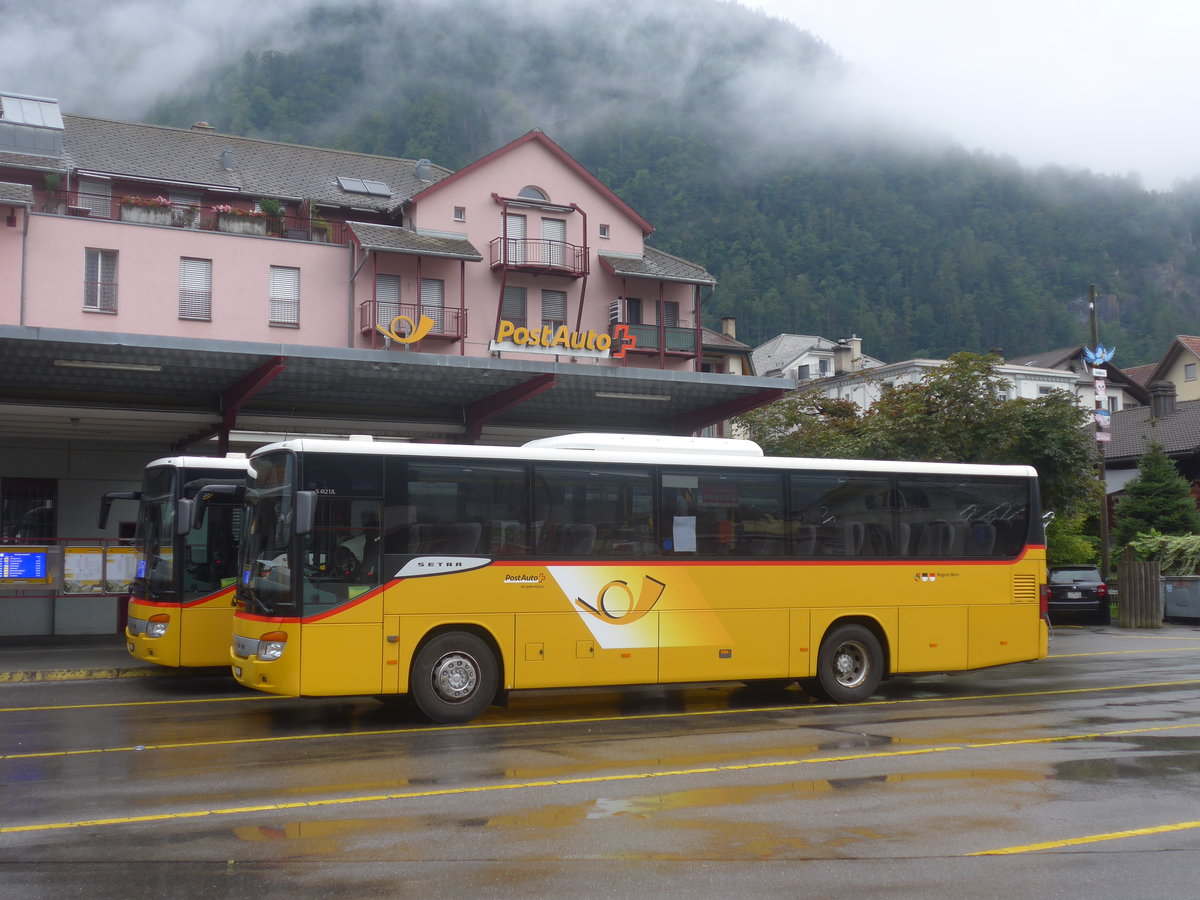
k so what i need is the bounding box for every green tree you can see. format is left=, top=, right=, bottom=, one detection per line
left=1045, top=513, right=1099, bottom=567
left=1113, top=444, right=1200, bottom=546
left=734, top=353, right=1098, bottom=522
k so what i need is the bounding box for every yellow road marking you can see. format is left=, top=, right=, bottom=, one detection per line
left=0, top=694, right=279, bottom=714
left=972, top=819, right=1200, bottom=855
left=4, top=720, right=1200, bottom=835
left=3, top=678, right=1200, bottom=761
left=1050, top=646, right=1200, bottom=658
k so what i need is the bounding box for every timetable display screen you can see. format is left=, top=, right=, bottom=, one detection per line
left=0, top=549, right=50, bottom=582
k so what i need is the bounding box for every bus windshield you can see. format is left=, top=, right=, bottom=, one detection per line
left=135, top=467, right=177, bottom=601
left=239, top=452, right=297, bottom=616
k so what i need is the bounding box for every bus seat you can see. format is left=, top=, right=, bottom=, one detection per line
left=966, top=520, right=996, bottom=555
left=821, top=521, right=864, bottom=556
left=560, top=523, right=596, bottom=555
left=947, top=520, right=970, bottom=556
left=441, top=522, right=482, bottom=554
left=916, top=520, right=949, bottom=557
left=414, top=522, right=481, bottom=554
left=793, top=524, right=817, bottom=556
left=862, top=522, right=891, bottom=556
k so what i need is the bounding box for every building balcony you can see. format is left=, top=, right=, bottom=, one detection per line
left=614, top=323, right=698, bottom=358
left=488, top=238, right=587, bottom=278
left=359, top=301, right=466, bottom=341
left=37, top=189, right=346, bottom=244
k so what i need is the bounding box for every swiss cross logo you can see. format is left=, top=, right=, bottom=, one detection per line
left=611, top=324, right=638, bottom=359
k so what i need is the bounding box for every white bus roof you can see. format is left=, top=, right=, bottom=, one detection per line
left=145, top=454, right=252, bottom=471
left=523, top=433, right=763, bottom=456
left=248, top=434, right=1038, bottom=479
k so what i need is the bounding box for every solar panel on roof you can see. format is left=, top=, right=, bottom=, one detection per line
left=337, top=176, right=392, bottom=197
left=0, top=93, right=64, bottom=129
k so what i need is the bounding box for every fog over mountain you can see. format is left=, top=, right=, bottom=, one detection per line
left=1, top=0, right=931, bottom=163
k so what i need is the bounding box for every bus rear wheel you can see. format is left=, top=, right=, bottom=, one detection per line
left=813, top=624, right=883, bottom=703
left=411, top=632, right=498, bottom=724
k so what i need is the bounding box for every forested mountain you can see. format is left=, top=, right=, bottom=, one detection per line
left=145, top=0, right=1200, bottom=365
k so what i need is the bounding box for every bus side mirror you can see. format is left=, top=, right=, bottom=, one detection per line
left=191, top=483, right=245, bottom=530
left=177, top=498, right=195, bottom=536
left=98, top=490, right=141, bottom=529
left=295, top=491, right=317, bottom=536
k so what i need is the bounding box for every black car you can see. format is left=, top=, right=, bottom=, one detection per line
left=1047, top=565, right=1110, bottom=624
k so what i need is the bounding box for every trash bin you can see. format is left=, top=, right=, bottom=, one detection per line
left=1162, top=576, right=1200, bottom=620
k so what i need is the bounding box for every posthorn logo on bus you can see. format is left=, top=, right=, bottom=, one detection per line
left=574, top=576, right=666, bottom=625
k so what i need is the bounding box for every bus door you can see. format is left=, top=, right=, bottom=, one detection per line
left=295, top=475, right=385, bottom=695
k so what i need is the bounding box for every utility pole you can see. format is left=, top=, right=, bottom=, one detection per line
left=1089, top=284, right=1112, bottom=581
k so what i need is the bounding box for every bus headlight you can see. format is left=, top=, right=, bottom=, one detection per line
left=146, top=614, right=170, bottom=638
left=257, top=631, right=288, bottom=662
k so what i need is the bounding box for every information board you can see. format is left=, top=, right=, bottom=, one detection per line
left=0, top=548, right=51, bottom=584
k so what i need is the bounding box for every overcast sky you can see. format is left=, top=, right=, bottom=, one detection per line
left=740, top=0, right=1200, bottom=190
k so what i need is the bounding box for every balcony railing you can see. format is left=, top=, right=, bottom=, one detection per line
left=360, top=301, right=466, bottom=340
left=489, top=237, right=587, bottom=278
left=614, top=323, right=698, bottom=356
left=37, top=189, right=346, bottom=245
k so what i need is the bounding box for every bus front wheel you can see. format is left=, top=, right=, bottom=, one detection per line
left=410, top=631, right=499, bottom=724
left=813, top=624, right=883, bottom=703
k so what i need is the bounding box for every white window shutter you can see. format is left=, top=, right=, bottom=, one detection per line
left=78, top=178, right=112, bottom=218
left=420, top=278, right=444, bottom=331
left=179, top=258, right=212, bottom=320
left=376, top=274, right=400, bottom=326
left=541, top=289, right=567, bottom=326
left=269, top=266, right=300, bottom=325
left=502, top=286, right=526, bottom=326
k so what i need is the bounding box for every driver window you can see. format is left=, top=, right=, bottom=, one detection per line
left=304, top=498, right=382, bottom=609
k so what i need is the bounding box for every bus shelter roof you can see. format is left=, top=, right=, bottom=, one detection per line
left=0, top=327, right=791, bottom=449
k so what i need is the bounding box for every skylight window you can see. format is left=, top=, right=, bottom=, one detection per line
left=336, top=176, right=392, bottom=197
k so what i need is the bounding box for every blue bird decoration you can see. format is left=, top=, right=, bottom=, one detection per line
left=1083, top=344, right=1115, bottom=366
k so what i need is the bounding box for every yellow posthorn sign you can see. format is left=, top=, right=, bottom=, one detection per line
left=376, top=314, right=435, bottom=344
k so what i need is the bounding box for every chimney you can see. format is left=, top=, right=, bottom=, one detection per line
left=721, top=317, right=736, bottom=340
left=1150, top=380, right=1177, bottom=418
left=834, top=335, right=863, bottom=375
left=192, top=121, right=215, bottom=132
left=847, top=334, right=862, bottom=367
left=219, top=145, right=233, bottom=170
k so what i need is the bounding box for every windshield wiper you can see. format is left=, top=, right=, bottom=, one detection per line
left=236, top=584, right=274, bottom=616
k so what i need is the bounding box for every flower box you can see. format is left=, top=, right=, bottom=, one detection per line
left=121, top=204, right=172, bottom=226
left=218, top=213, right=267, bottom=235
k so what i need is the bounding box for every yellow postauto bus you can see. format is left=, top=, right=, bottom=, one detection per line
left=100, top=454, right=251, bottom=667
left=228, top=434, right=1048, bottom=722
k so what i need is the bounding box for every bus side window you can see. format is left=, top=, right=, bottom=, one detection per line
left=534, top=463, right=653, bottom=558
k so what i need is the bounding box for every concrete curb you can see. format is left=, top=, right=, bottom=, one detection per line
left=0, top=666, right=229, bottom=684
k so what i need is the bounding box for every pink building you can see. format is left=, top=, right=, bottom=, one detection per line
left=0, top=91, right=780, bottom=635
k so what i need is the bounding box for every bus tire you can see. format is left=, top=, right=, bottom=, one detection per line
left=814, top=624, right=883, bottom=703
left=410, top=631, right=499, bottom=724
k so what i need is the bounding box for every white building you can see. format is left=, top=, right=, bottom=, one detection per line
left=751, top=334, right=883, bottom=382
left=817, top=358, right=1078, bottom=410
